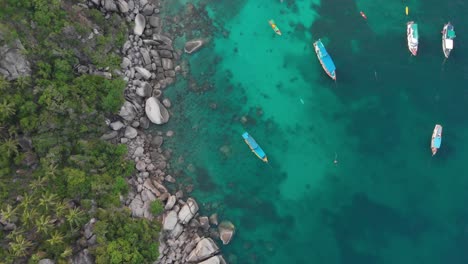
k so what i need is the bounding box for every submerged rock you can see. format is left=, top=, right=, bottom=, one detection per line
left=184, top=39, right=204, bottom=54
left=218, top=221, right=235, bottom=245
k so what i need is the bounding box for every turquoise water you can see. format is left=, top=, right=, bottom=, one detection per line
left=159, top=0, right=468, bottom=263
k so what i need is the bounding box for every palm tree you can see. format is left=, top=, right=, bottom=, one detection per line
left=0, top=204, right=17, bottom=222
left=45, top=163, right=58, bottom=181
left=39, top=192, right=57, bottom=212
left=0, top=99, right=15, bottom=120
left=1, top=138, right=18, bottom=158
left=46, top=230, right=64, bottom=246
left=6, top=227, right=25, bottom=240
left=19, top=193, right=33, bottom=211
left=35, top=215, right=52, bottom=235
left=65, top=207, right=84, bottom=229
left=15, top=76, right=31, bottom=90
left=60, top=247, right=73, bottom=259
left=29, top=177, right=47, bottom=193
left=54, top=201, right=68, bottom=219
left=20, top=208, right=38, bottom=228
left=0, top=76, right=9, bottom=91
left=9, top=234, right=33, bottom=257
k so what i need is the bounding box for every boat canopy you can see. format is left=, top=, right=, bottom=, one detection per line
left=445, top=39, right=453, bottom=49
left=411, top=24, right=418, bottom=38
left=316, top=41, right=336, bottom=73
left=242, top=132, right=259, bottom=149
left=447, top=29, right=456, bottom=38
left=433, top=137, right=442, bottom=148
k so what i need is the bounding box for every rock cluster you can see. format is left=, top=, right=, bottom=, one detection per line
left=85, top=0, right=234, bottom=264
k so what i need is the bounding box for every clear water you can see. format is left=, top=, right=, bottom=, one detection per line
left=157, top=0, right=468, bottom=263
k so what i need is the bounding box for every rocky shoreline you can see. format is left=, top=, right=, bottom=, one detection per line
left=87, top=0, right=234, bottom=263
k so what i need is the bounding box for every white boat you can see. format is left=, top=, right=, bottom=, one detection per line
left=431, top=124, right=443, bottom=156
left=442, top=22, right=456, bottom=58
left=407, top=21, right=418, bottom=56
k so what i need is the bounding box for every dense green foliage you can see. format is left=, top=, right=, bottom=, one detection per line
left=0, top=0, right=161, bottom=263
left=150, top=200, right=164, bottom=216
left=93, top=208, right=160, bottom=264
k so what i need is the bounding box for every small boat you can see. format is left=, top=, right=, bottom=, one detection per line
left=268, top=20, right=282, bottom=36
left=313, top=39, right=336, bottom=80
left=405, top=6, right=409, bottom=16
left=442, top=22, right=456, bottom=58
left=242, top=132, right=268, bottom=162
left=407, top=21, right=419, bottom=56
left=431, top=124, right=443, bottom=156
left=360, top=11, right=367, bottom=20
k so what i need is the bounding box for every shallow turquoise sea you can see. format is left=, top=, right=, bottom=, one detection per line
left=158, top=0, right=468, bottom=263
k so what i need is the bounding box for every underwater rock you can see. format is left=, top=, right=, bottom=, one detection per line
left=184, top=39, right=204, bottom=54
left=218, top=221, right=235, bottom=245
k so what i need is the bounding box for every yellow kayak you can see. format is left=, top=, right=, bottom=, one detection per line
left=406, top=6, right=409, bottom=15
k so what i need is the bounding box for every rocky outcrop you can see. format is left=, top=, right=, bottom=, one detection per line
left=88, top=0, right=234, bottom=263
left=0, top=35, right=31, bottom=80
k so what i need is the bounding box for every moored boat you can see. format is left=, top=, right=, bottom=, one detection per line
left=242, top=132, right=268, bottom=162
left=431, top=124, right=443, bottom=156
left=442, top=22, right=456, bottom=58
left=407, top=21, right=419, bottom=56
left=268, top=19, right=282, bottom=36
left=313, top=39, right=336, bottom=80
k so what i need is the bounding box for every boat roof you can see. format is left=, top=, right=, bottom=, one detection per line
left=448, top=29, right=456, bottom=38
left=242, top=132, right=267, bottom=158
left=316, top=40, right=336, bottom=73
left=411, top=24, right=418, bottom=38
left=445, top=39, right=453, bottom=49
left=433, top=137, right=442, bottom=148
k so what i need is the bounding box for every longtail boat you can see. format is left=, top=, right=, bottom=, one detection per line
left=442, top=22, right=456, bottom=58
left=268, top=19, right=282, bottom=36
left=431, top=124, right=443, bottom=156
left=407, top=21, right=419, bottom=56
left=242, top=132, right=268, bottom=163
left=313, top=39, right=336, bottom=80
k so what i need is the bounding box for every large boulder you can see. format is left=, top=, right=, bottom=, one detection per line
left=102, top=0, right=118, bottom=12
left=0, top=36, right=31, bottom=80
left=178, top=197, right=199, bottom=225
left=145, top=97, right=169, bottom=124
left=119, top=101, right=137, bottom=121
left=218, top=221, right=235, bottom=245
left=184, top=39, right=204, bottom=54
left=135, top=66, right=151, bottom=80
left=198, top=256, right=227, bottom=264
left=163, top=210, right=178, bottom=231
left=71, top=249, right=94, bottom=264
left=134, top=14, right=146, bottom=36
left=116, top=0, right=129, bottom=13
left=186, top=238, right=219, bottom=263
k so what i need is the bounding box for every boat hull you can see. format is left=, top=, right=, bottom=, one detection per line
left=313, top=40, right=336, bottom=80
left=431, top=124, right=443, bottom=156
left=269, top=20, right=282, bottom=36
left=442, top=23, right=455, bottom=58
left=407, top=21, right=418, bottom=56
left=242, top=132, right=268, bottom=162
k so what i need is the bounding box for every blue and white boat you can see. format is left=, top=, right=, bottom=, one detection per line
left=313, top=39, right=336, bottom=80
left=242, top=132, right=268, bottom=163
left=431, top=124, right=443, bottom=156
